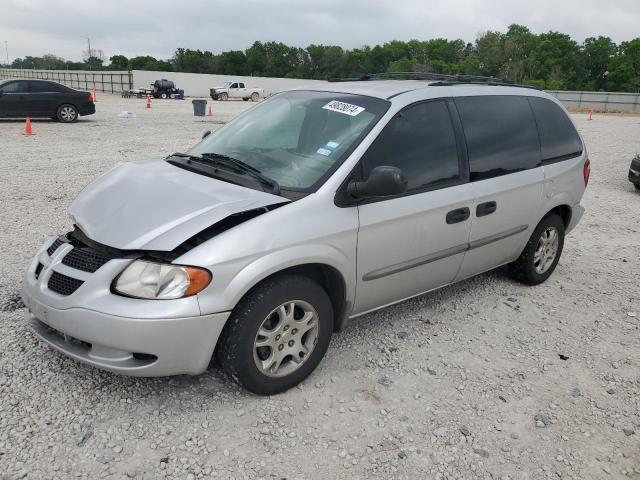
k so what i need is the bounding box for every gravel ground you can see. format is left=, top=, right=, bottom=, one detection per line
left=0, top=94, right=639, bottom=480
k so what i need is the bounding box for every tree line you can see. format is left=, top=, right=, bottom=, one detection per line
left=4, top=25, right=639, bottom=92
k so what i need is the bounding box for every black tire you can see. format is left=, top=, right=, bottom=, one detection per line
left=509, top=213, right=565, bottom=285
left=217, top=274, right=334, bottom=395
left=160, top=92, right=167, bottom=99
left=634, top=183, right=640, bottom=191
left=56, top=104, right=78, bottom=123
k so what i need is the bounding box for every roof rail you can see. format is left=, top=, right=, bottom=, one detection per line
left=327, top=72, right=540, bottom=90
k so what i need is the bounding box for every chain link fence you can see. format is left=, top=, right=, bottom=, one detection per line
left=0, top=68, right=133, bottom=93
left=2, top=68, right=639, bottom=111
left=546, top=90, right=640, bottom=113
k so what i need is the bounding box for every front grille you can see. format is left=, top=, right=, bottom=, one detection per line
left=48, top=271, right=84, bottom=296
left=46, top=237, right=65, bottom=256
left=62, top=248, right=110, bottom=273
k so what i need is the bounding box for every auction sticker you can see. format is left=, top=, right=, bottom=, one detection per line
left=323, top=100, right=365, bottom=116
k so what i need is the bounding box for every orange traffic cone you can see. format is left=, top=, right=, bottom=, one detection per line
left=207, top=105, right=213, bottom=116
left=588, top=108, right=593, bottom=121
left=146, top=95, right=151, bottom=109
left=23, top=117, right=33, bottom=136
left=92, top=88, right=97, bottom=102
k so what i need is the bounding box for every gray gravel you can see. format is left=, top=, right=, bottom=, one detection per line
left=0, top=95, right=639, bottom=479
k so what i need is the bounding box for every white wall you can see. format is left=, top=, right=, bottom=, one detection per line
left=132, top=70, right=325, bottom=97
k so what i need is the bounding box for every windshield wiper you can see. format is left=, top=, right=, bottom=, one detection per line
left=201, top=152, right=280, bottom=195
left=170, top=152, right=280, bottom=195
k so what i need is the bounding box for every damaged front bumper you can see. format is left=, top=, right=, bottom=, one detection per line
left=22, top=236, right=230, bottom=376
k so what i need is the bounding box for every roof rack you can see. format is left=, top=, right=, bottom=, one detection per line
left=327, top=72, right=539, bottom=90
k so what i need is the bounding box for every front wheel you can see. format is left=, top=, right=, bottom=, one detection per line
left=510, top=213, right=565, bottom=285
left=56, top=104, right=78, bottom=123
left=217, top=274, right=334, bottom=395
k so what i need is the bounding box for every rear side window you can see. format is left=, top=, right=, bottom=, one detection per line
left=361, top=100, right=460, bottom=191
left=455, top=95, right=541, bottom=181
left=528, top=97, right=582, bottom=162
left=29, top=81, right=61, bottom=93
left=0, top=81, right=28, bottom=93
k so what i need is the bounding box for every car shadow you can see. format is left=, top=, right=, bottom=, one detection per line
left=23, top=266, right=520, bottom=400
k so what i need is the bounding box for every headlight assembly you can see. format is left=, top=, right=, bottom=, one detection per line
left=113, top=260, right=211, bottom=300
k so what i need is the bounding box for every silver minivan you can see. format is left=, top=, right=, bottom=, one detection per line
left=22, top=77, right=589, bottom=394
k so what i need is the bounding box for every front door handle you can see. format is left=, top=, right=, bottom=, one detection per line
left=446, top=207, right=470, bottom=224
left=476, top=201, right=497, bottom=217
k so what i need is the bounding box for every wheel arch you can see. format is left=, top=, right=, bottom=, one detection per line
left=233, top=263, right=350, bottom=333
left=541, top=203, right=572, bottom=229
left=56, top=101, right=79, bottom=112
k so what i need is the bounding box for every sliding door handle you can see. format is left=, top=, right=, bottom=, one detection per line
left=476, top=201, right=497, bottom=217
left=446, top=207, right=470, bottom=224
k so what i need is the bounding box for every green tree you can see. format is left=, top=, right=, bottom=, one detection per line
left=245, top=41, right=268, bottom=76
left=579, top=37, right=617, bottom=90
left=607, top=39, right=640, bottom=92
left=109, top=55, right=129, bottom=70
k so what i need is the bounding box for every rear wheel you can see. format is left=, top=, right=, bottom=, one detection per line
left=251, top=92, right=259, bottom=102
left=634, top=183, right=640, bottom=191
left=217, top=274, right=333, bottom=395
left=160, top=92, right=167, bottom=99
left=510, top=213, right=565, bottom=285
left=56, top=104, right=78, bottom=123
left=219, top=92, right=228, bottom=101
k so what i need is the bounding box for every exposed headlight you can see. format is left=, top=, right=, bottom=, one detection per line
left=114, top=260, right=211, bottom=300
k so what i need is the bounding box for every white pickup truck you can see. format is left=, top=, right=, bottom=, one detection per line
left=210, top=82, right=264, bottom=101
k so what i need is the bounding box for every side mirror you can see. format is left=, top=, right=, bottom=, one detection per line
left=202, top=130, right=211, bottom=140
left=347, top=166, right=408, bottom=199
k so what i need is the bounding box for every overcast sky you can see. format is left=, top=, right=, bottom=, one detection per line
left=2, top=0, right=640, bottom=62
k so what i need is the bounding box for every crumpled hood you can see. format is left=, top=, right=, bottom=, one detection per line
left=68, top=159, right=288, bottom=251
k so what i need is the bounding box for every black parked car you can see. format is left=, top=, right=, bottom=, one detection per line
left=0, top=79, right=95, bottom=123
left=629, top=155, right=640, bottom=191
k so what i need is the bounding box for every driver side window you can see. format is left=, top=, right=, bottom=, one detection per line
left=360, top=100, right=461, bottom=192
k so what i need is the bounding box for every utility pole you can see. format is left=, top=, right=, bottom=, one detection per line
left=3, top=41, right=8, bottom=67
left=87, top=38, right=91, bottom=70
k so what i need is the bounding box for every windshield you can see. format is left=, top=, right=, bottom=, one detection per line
left=188, top=90, right=389, bottom=191
left=223, top=82, right=232, bottom=87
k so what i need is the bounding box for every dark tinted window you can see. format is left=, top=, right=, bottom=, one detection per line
left=29, top=81, right=62, bottom=93
left=529, top=97, right=582, bottom=162
left=361, top=100, right=460, bottom=191
left=455, top=95, right=541, bottom=181
left=0, top=81, right=28, bottom=93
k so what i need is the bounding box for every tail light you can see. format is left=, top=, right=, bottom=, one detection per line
left=88, top=94, right=94, bottom=104
left=583, top=158, right=591, bottom=186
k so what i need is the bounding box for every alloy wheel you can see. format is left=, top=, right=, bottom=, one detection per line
left=253, top=300, right=319, bottom=378
left=60, top=106, right=77, bottom=122
left=534, top=226, right=559, bottom=274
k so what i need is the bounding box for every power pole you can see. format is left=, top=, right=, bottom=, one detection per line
left=3, top=41, right=7, bottom=67
left=87, top=38, right=91, bottom=70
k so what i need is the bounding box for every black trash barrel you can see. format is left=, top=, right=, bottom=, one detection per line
left=192, top=99, right=207, bottom=116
